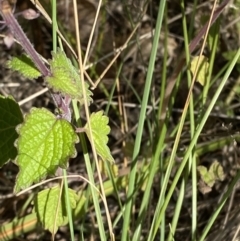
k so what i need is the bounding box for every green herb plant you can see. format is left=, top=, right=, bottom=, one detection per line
left=0, top=0, right=113, bottom=237
left=1, top=0, right=240, bottom=240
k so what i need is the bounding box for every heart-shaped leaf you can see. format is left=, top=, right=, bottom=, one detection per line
left=14, top=108, right=78, bottom=192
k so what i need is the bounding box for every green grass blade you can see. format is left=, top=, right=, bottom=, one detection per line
left=149, top=48, right=240, bottom=239
left=121, top=0, right=167, bottom=240
left=167, top=2, right=194, bottom=239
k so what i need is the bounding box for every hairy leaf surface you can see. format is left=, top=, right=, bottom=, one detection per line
left=46, top=49, right=92, bottom=105
left=7, top=55, right=42, bottom=79
left=14, top=108, right=78, bottom=192
left=85, top=111, right=114, bottom=163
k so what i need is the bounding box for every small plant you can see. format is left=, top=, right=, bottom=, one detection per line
left=0, top=0, right=113, bottom=236
left=2, top=0, right=240, bottom=240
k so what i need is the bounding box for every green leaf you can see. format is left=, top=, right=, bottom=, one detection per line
left=85, top=111, right=114, bottom=163
left=7, top=55, right=42, bottom=79
left=190, top=55, right=209, bottom=86
left=209, top=160, right=225, bottom=181
left=198, top=161, right=225, bottom=191
left=34, top=185, right=78, bottom=234
left=45, top=49, right=92, bottom=105
left=0, top=95, right=23, bottom=167
left=197, top=165, right=215, bottom=187
left=14, top=108, right=78, bottom=192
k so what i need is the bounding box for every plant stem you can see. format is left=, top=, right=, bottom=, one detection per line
left=0, top=0, right=49, bottom=76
